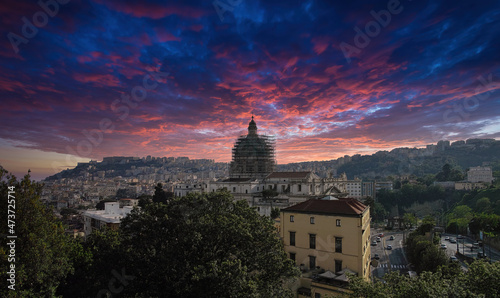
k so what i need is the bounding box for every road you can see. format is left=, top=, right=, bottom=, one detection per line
left=440, top=233, right=500, bottom=263
left=370, top=230, right=409, bottom=280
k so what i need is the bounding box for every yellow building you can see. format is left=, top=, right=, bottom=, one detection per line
left=280, top=196, right=371, bottom=297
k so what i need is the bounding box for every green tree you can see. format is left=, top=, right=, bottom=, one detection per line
left=60, top=207, right=79, bottom=219
left=0, top=169, right=76, bottom=297
left=349, top=260, right=500, bottom=297
left=137, top=194, right=152, bottom=207
left=57, top=228, right=121, bottom=297
left=403, top=213, right=417, bottom=229
left=117, top=190, right=298, bottom=297
left=270, top=207, right=280, bottom=219
left=262, top=188, right=278, bottom=200
left=475, top=197, right=492, bottom=213
left=152, top=183, right=173, bottom=203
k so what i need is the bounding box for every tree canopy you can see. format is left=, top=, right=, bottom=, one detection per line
left=61, top=189, right=299, bottom=297
left=349, top=260, right=500, bottom=297
left=0, top=169, right=79, bottom=297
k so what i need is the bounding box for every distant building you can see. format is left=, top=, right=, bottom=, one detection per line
left=280, top=196, right=371, bottom=296
left=433, top=181, right=456, bottom=189
left=83, top=202, right=134, bottom=238
left=198, top=117, right=364, bottom=215
left=375, top=181, right=393, bottom=192
left=455, top=182, right=488, bottom=191
left=362, top=182, right=375, bottom=198
left=467, top=166, right=493, bottom=183
left=118, top=198, right=139, bottom=207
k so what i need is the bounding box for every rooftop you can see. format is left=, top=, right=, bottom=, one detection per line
left=266, top=171, right=313, bottom=179
left=282, top=198, right=367, bottom=216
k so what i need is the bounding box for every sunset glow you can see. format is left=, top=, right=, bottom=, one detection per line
left=1, top=0, right=499, bottom=180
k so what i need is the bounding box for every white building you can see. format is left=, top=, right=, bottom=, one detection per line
left=83, top=202, right=134, bottom=238
left=467, top=166, right=493, bottom=183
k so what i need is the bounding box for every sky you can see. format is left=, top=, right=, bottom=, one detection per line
left=1, top=0, right=499, bottom=181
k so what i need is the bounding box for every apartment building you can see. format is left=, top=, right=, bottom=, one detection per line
left=280, top=196, right=371, bottom=297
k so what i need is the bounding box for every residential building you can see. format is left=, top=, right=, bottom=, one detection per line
left=455, top=182, right=488, bottom=191
left=280, top=196, right=371, bottom=296
left=467, top=166, right=493, bottom=183
left=83, top=202, right=134, bottom=238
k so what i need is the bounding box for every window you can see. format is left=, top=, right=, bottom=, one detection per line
left=290, top=232, right=296, bottom=246
left=310, top=217, right=315, bottom=224
left=315, top=293, right=321, bottom=298
left=245, top=189, right=248, bottom=194
left=335, top=237, right=342, bottom=253
left=335, top=260, right=342, bottom=273
left=309, top=256, right=316, bottom=269
left=290, top=215, right=294, bottom=222
left=257, top=187, right=259, bottom=191
left=290, top=253, right=296, bottom=262
left=298, top=184, right=302, bottom=192
left=336, top=219, right=341, bottom=227
left=233, top=187, right=236, bottom=192
left=310, top=234, right=316, bottom=249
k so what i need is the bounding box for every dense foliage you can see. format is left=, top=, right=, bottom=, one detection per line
left=349, top=260, right=500, bottom=297
left=60, top=190, right=299, bottom=297
left=0, top=169, right=81, bottom=297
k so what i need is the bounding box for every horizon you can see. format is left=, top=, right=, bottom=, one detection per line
left=8, top=137, right=498, bottom=182
left=1, top=0, right=500, bottom=181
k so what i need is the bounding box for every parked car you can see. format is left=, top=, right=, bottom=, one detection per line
left=441, top=244, right=447, bottom=249
left=445, top=236, right=450, bottom=241
left=378, top=233, right=384, bottom=237
left=376, top=237, right=381, bottom=242
left=478, top=252, right=486, bottom=259
left=450, top=256, right=458, bottom=262
left=371, top=241, right=377, bottom=246
left=457, top=235, right=464, bottom=239
left=386, top=245, right=392, bottom=250
left=374, top=254, right=380, bottom=260
left=449, top=238, right=457, bottom=243
left=389, top=235, right=394, bottom=240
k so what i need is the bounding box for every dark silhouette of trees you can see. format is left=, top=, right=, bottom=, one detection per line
left=152, top=183, right=173, bottom=204
left=0, top=169, right=79, bottom=297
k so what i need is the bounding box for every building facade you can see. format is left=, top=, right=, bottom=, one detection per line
left=280, top=197, right=371, bottom=296
left=83, top=202, right=134, bottom=238
left=467, top=166, right=493, bottom=183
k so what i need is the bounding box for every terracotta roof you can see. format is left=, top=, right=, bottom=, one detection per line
left=266, top=171, right=312, bottom=179
left=282, top=198, right=367, bottom=216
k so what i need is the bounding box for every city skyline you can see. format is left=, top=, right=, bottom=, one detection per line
left=1, top=0, right=500, bottom=181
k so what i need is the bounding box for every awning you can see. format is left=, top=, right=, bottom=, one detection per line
left=318, top=270, right=337, bottom=279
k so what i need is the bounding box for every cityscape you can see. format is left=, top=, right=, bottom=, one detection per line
left=1, top=0, right=500, bottom=297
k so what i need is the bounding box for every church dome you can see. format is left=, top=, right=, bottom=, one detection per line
left=230, top=117, right=276, bottom=179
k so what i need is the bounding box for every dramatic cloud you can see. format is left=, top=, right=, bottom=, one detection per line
left=0, top=0, right=499, bottom=180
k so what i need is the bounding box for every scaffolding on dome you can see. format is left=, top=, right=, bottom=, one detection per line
left=229, top=133, right=276, bottom=180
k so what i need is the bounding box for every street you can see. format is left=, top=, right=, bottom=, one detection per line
left=370, top=230, right=410, bottom=280
left=440, top=233, right=500, bottom=263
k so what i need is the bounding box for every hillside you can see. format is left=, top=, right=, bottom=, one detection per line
left=335, top=139, right=500, bottom=178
